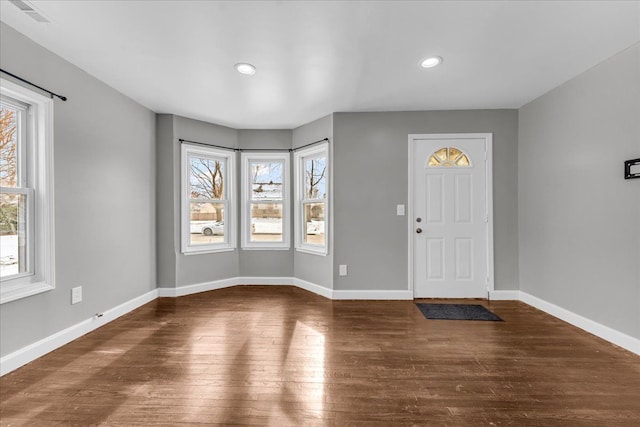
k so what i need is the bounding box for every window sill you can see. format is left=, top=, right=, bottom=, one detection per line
left=182, top=247, right=236, bottom=256
left=295, top=247, right=328, bottom=256
left=241, top=246, right=291, bottom=251
left=1, top=281, right=55, bottom=305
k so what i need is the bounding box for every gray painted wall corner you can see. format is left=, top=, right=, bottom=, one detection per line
left=331, top=110, right=519, bottom=292
left=156, top=114, right=176, bottom=287
left=237, top=129, right=294, bottom=278
left=292, top=115, right=334, bottom=289
left=518, top=43, right=640, bottom=339
left=172, top=116, right=240, bottom=286
left=0, top=22, right=157, bottom=357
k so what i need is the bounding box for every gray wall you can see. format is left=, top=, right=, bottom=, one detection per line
left=519, top=44, right=640, bottom=339
left=237, top=130, right=294, bottom=278
left=332, top=110, right=519, bottom=291
left=159, top=118, right=333, bottom=287
left=156, top=115, right=176, bottom=287
left=292, top=115, right=334, bottom=289
left=0, top=23, right=156, bottom=357
left=172, top=115, right=240, bottom=286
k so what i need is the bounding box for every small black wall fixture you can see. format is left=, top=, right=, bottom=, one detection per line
left=624, top=158, right=640, bottom=180
left=0, top=68, right=68, bottom=101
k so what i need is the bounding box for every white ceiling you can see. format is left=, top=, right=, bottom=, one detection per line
left=1, top=1, right=639, bottom=129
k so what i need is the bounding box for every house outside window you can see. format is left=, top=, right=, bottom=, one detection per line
left=181, top=144, right=236, bottom=254
left=241, top=152, right=290, bottom=250
left=294, top=143, right=329, bottom=255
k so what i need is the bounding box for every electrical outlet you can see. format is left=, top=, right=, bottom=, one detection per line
left=397, top=204, right=405, bottom=216
left=339, top=265, right=348, bottom=276
left=71, top=286, right=82, bottom=304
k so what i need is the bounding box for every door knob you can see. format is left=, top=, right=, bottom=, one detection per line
left=416, top=228, right=423, bottom=234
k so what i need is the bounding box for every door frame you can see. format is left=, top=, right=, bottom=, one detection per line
left=408, top=133, right=494, bottom=298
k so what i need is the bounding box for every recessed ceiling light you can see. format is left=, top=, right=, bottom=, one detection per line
left=420, top=56, right=443, bottom=68
left=235, top=63, right=256, bottom=75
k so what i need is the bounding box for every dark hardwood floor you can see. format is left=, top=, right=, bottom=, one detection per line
left=1, top=286, right=639, bottom=426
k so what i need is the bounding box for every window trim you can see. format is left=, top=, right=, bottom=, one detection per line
left=294, top=143, right=329, bottom=256
left=241, top=152, right=290, bottom=250
left=0, top=78, right=55, bottom=304
left=180, top=143, right=236, bottom=254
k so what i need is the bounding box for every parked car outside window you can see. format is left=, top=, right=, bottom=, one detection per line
left=190, top=221, right=224, bottom=236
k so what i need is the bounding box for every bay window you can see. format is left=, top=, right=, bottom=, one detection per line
left=241, top=153, right=290, bottom=249
left=294, top=143, right=329, bottom=255
left=181, top=144, right=235, bottom=254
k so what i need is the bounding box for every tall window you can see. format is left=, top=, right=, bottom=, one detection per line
left=0, top=79, right=55, bottom=304
left=294, top=143, right=329, bottom=255
left=241, top=153, right=290, bottom=249
left=181, top=144, right=235, bottom=254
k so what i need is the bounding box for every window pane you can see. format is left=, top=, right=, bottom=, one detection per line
left=434, top=148, right=448, bottom=163
left=0, top=193, right=27, bottom=278
left=303, top=202, right=325, bottom=246
left=304, top=157, right=327, bottom=199
left=189, top=202, right=225, bottom=245
left=0, top=104, right=18, bottom=188
left=427, top=147, right=471, bottom=168
left=250, top=203, right=283, bottom=242
left=455, top=155, right=470, bottom=166
left=449, top=147, right=463, bottom=160
left=251, top=161, right=283, bottom=200
left=190, top=156, right=225, bottom=200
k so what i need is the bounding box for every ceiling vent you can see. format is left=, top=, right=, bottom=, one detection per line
left=9, top=0, right=51, bottom=23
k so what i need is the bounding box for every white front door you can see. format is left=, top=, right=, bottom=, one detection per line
left=410, top=134, right=492, bottom=298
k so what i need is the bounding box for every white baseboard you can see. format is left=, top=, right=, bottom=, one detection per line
left=488, top=290, right=520, bottom=300
left=159, top=276, right=333, bottom=300
left=332, top=289, right=413, bottom=300
left=157, top=277, right=412, bottom=301
left=519, top=291, right=639, bottom=356
left=292, top=278, right=333, bottom=299
left=157, top=277, right=237, bottom=297
left=0, top=289, right=158, bottom=376
left=5, top=281, right=638, bottom=377
left=237, top=276, right=295, bottom=286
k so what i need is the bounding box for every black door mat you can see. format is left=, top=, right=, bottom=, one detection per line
left=416, top=303, right=503, bottom=321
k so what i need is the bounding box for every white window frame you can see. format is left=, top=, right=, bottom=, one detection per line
left=241, top=152, right=290, bottom=250
left=0, top=79, right=55, bottom=304
left=294, top=143, right=329, bottom=256
left=181, top=143, right=236, bottom=254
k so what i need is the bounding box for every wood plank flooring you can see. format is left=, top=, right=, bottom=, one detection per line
left=1, top=285, right=639, bottom=426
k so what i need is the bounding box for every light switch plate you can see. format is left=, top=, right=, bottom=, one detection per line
left=397, top=204, right=405, bottom=216
left=339, top=265, right=348, bottom=276
left=71, top=286, right=82, bottom=304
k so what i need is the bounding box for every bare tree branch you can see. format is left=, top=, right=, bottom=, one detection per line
left=0, top=107, right=17, bottom=188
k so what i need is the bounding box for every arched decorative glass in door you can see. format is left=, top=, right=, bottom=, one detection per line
left=427, top=147, right=471, bottom=167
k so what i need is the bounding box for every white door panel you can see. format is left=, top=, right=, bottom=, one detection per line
left=411, top=135, right=491, bottom=298
left=426, top=238, right=444, bottom=280
left=425, top=175, right=444, bottom=224
left=454, top=174, right=472, bottom=223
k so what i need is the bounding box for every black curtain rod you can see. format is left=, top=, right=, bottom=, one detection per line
left=293, top=137, right=330, bottom=152
left=178, top=137, right=329, bottom=153
left=179, top=139, right=240, bottom=152
left=0, top=68, right=68, bottom=101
